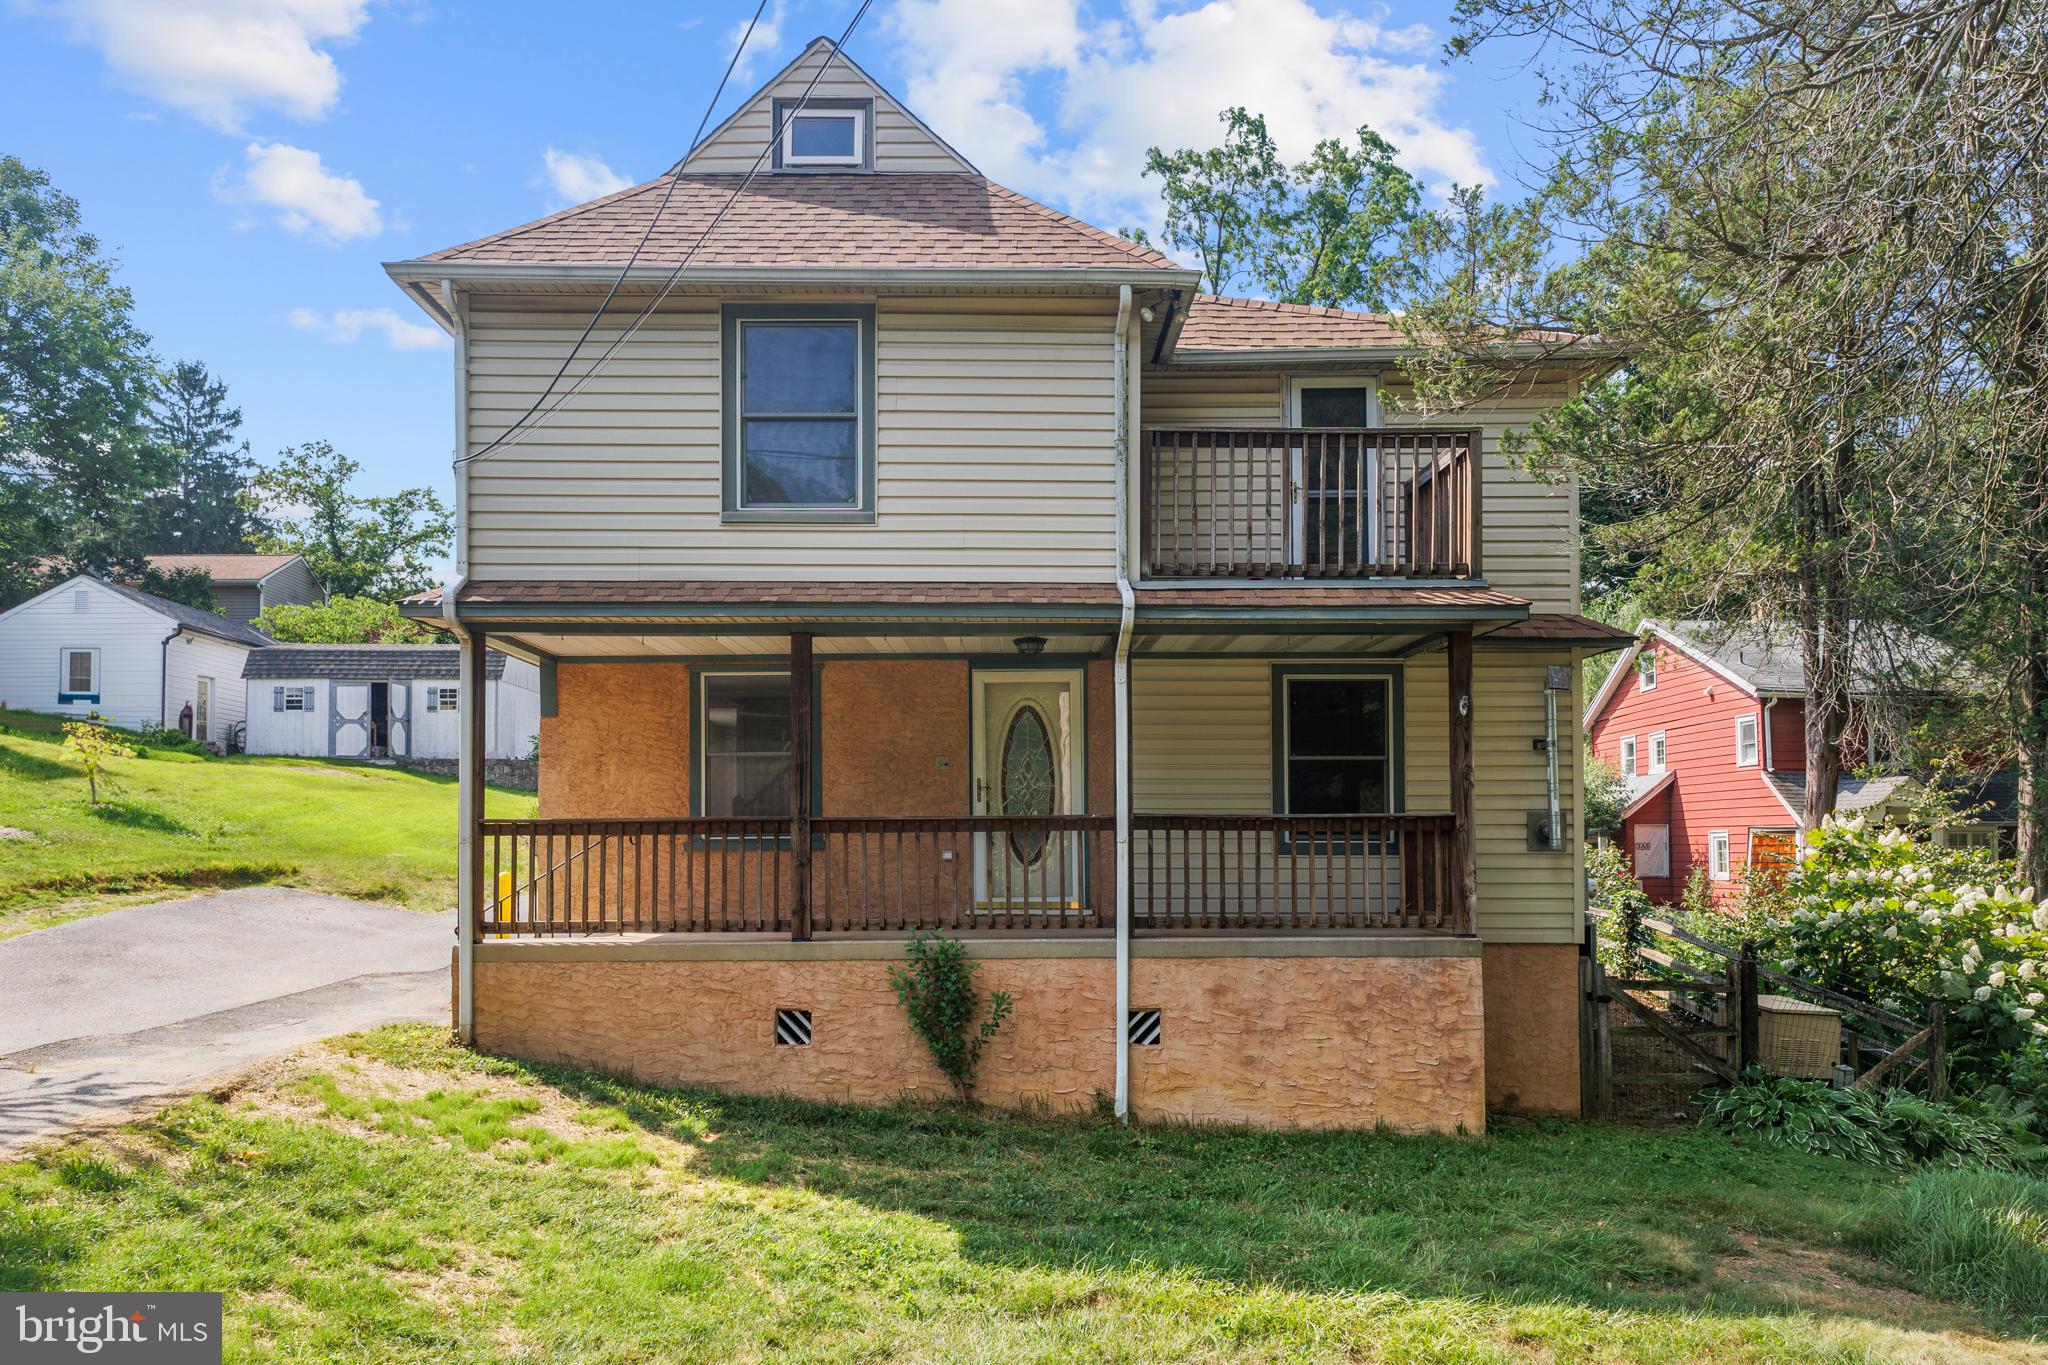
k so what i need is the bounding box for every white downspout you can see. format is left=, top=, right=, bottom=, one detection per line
left=1762, top=697, right=1777, bottom=773
left=1112, top=285, right=1136, bottom=1122
left=442, top=279, right=476, bottom=1045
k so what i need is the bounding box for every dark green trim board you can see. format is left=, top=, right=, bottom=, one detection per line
left=538, top=660, right=557, bottom=717
left=721, top=303, right=878, bottom=524
left=1268, top=662, right=1406, bottom=816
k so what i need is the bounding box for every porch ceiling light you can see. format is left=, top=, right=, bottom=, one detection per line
left=1012, top=635, right=1047, bottom=656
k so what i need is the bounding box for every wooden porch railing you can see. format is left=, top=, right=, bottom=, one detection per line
left=476, top=812, right=1468, bottom=938
left=1140, top=427, right=1480, bottom=579
left=1132, top=814, right=1465, bottom=933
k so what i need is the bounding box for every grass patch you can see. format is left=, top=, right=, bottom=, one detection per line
left=0, top=1024, right=2033, bottom=1362
left=0, top=708, right=534, bottom=929
left=1854, top=1168, right=2048, bottom=1337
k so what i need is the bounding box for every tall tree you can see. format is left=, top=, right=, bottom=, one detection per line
left=254, top=441, right=450, bottom=599
left=1429, top=0, right=2048, bottom=881
left=142, top=360, right=263, bottom=554
left=0, top=155, right=167, bottom=604
left=1131, top=108, right=1422, bottom=309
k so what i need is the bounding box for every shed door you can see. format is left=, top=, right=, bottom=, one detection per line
left=332, top=684, right=371, bottom=757
left=1633, top=823, right=1670, bottom=880
left=387, top=682, right=410, bottom=757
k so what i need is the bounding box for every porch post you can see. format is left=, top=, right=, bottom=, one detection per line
left=459, top=627, right=486, bottom=1042
left=789, top=631, right=814, bottom=941
left=1447, top=628, right=1478, bottom=934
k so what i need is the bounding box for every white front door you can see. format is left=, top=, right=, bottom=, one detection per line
left=195, top=677, right=212, bottom=743
left=971, top=669, right=1085, bottom=908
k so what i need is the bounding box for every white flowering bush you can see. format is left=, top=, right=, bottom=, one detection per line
left=1763, top=816, right=2048, bottom=1072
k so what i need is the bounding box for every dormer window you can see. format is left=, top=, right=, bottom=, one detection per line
left=773, top=100, right=870, bottom=170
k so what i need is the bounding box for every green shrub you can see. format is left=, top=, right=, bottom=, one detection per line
left=1699, top=1073, right=1904, bottom=1167
left=887, top=931, right=1012, bottom=1101
left=1856, top=1168, right=2048, bottom=1336
left=1699, top=1072, right=2033, bottom=1172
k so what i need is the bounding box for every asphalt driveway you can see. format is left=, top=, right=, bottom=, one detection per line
left=0, top=888, right=450, bottom=1153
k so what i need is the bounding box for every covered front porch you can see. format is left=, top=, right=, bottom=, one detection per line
left=430, top=581, right=1521, bottom=945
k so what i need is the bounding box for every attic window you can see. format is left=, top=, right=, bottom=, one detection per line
left=774, top=100, right=869, bottom=170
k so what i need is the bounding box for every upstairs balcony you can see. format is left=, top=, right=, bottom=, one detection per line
left=1140, top=427, right=1481, bottom=581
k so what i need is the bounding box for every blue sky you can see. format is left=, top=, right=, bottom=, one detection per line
left=1, top=0, right=1547, bottom=514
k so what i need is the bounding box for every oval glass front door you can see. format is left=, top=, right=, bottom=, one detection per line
left=1000, top=704, right=1056, bottom=863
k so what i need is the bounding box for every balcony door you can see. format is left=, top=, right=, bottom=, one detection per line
left=1288, top=376, right=1380, bottom=572
left=971, top=669, right=1085, bottom=910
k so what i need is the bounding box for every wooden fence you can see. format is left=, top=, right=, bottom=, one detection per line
left=1581, top=910, right=1947, bottom=1118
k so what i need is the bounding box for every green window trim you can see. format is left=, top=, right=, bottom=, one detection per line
left=1268, top=663, right=1405, bottom=816
left=687, top=663, right=826, bottom=843
left=721, top=302, right=878, bottom=524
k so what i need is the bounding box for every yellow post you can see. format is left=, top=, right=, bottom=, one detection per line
left=494, top=871, right=514, bottom=940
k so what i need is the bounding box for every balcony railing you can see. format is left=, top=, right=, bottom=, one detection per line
left=1141, top=427, right=1480, bottom=580
left=475, top=812, right=1468, bottom=938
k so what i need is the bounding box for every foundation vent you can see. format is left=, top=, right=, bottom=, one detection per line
left=774, top=1008, right=812, bottom=1046
left=1127, top=1009, right=1162, bottom=1046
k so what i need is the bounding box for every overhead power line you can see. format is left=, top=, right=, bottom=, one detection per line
left=459, top=0, right=878, bottom=466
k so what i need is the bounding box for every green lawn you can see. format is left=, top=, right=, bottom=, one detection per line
left=2, top=1025, right=2040, bottom=1363
left=0, top=708, right=534, bottom=933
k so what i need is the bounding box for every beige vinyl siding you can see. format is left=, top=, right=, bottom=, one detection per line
left=681, top=48, right=973, bottom=175
left=1140, top=366, right=1581, bottom=612
left=463, top=294, right=1119, bottom=581
left=1130, top=651, right=1582, bottom=943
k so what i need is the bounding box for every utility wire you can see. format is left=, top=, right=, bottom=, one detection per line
left=455, top=0, right=773, bottom=467
left=460, top=0, right=876, bottom=465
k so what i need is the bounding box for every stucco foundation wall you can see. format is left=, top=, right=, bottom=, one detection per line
left=1130, top=955, right=1486, bottom=1130
left=472, top=946, right=1486, bottom=1132
left=1481, top=942, right=1581, bottom=1114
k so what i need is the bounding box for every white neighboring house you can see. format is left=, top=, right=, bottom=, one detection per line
left=0, top=575, right=268, bottom=743
left=242, top=645, right=539, bottom=760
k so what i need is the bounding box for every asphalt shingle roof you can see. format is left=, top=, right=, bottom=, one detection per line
left=1658, top=619, right=1945, bottom=695
left=96, top=579, right=272, bottom=648
left=1174, top=295, right=1408, bottom=352
left=420, top=175, right=1178, bottom=272
left=241, top=645, right=508, bottom=681
left=144, top=553, right=301, bottom=585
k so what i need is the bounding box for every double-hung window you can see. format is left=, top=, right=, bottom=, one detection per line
left=723, top=305, right=875, bottom=522
left=1734, top=714, right=1760, bottom=767
left=59, top=648, right=98, bottom=703
left=1275, top=670, right=1397, bottom=814
left=1648, top=731, right=1668, bottom=774
left=1708, top=831, right=1733, bottom=881
left=1619, top=735, right=1638, bottom=778
left=1637, top=652, right=1657, bottom=690
left=700, top=672, right=792, bottom=818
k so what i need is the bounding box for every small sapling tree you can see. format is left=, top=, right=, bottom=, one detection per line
left=61, top=714, right=133, bottom=804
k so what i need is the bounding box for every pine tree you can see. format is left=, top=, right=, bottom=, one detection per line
left=143, top=360, right=263, bottom=554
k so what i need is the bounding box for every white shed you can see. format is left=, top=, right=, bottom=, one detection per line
left=0, top=575, right=267, bottom=745
left=241, top=644, right=539, bottom=760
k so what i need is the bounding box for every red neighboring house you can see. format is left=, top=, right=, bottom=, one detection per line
left=1584, top=621, right=2012, bottom=907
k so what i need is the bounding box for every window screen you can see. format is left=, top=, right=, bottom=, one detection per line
left=65, top=650, right=94, bottom=693
left=702, top=673, right=791, bottom=818
left=738, top=321, right=861, bottom=509
left=1281, top=676, right=1391, bottom=814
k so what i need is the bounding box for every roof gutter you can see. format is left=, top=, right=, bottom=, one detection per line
left=1159, top=341, right=1631, bottom=368
left=386, top=261, right=1201, bottom=293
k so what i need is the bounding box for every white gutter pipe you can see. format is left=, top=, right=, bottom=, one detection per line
left=1111, top=284, right=1136, bottom=1122
left=442, top=278, right=476, bottom=1045
left=1762, top=697, right=1777, bottom=774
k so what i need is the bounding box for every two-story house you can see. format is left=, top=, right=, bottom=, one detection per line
left=1586, top=620, right=2016, bottom=907
left=390, top=38, right=1630, bottom=1129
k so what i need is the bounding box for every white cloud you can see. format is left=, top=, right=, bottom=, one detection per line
left=725, top=0, right=787, bottom=86
left=220, top=141, right=382, bottom=242
left=882, top=0, right=1492, bottom=234
left=291, top=306, right=448, bottom=350
left=541, top=147, right=634, bottom=210
left=30, top=0, right=372, bottom=132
